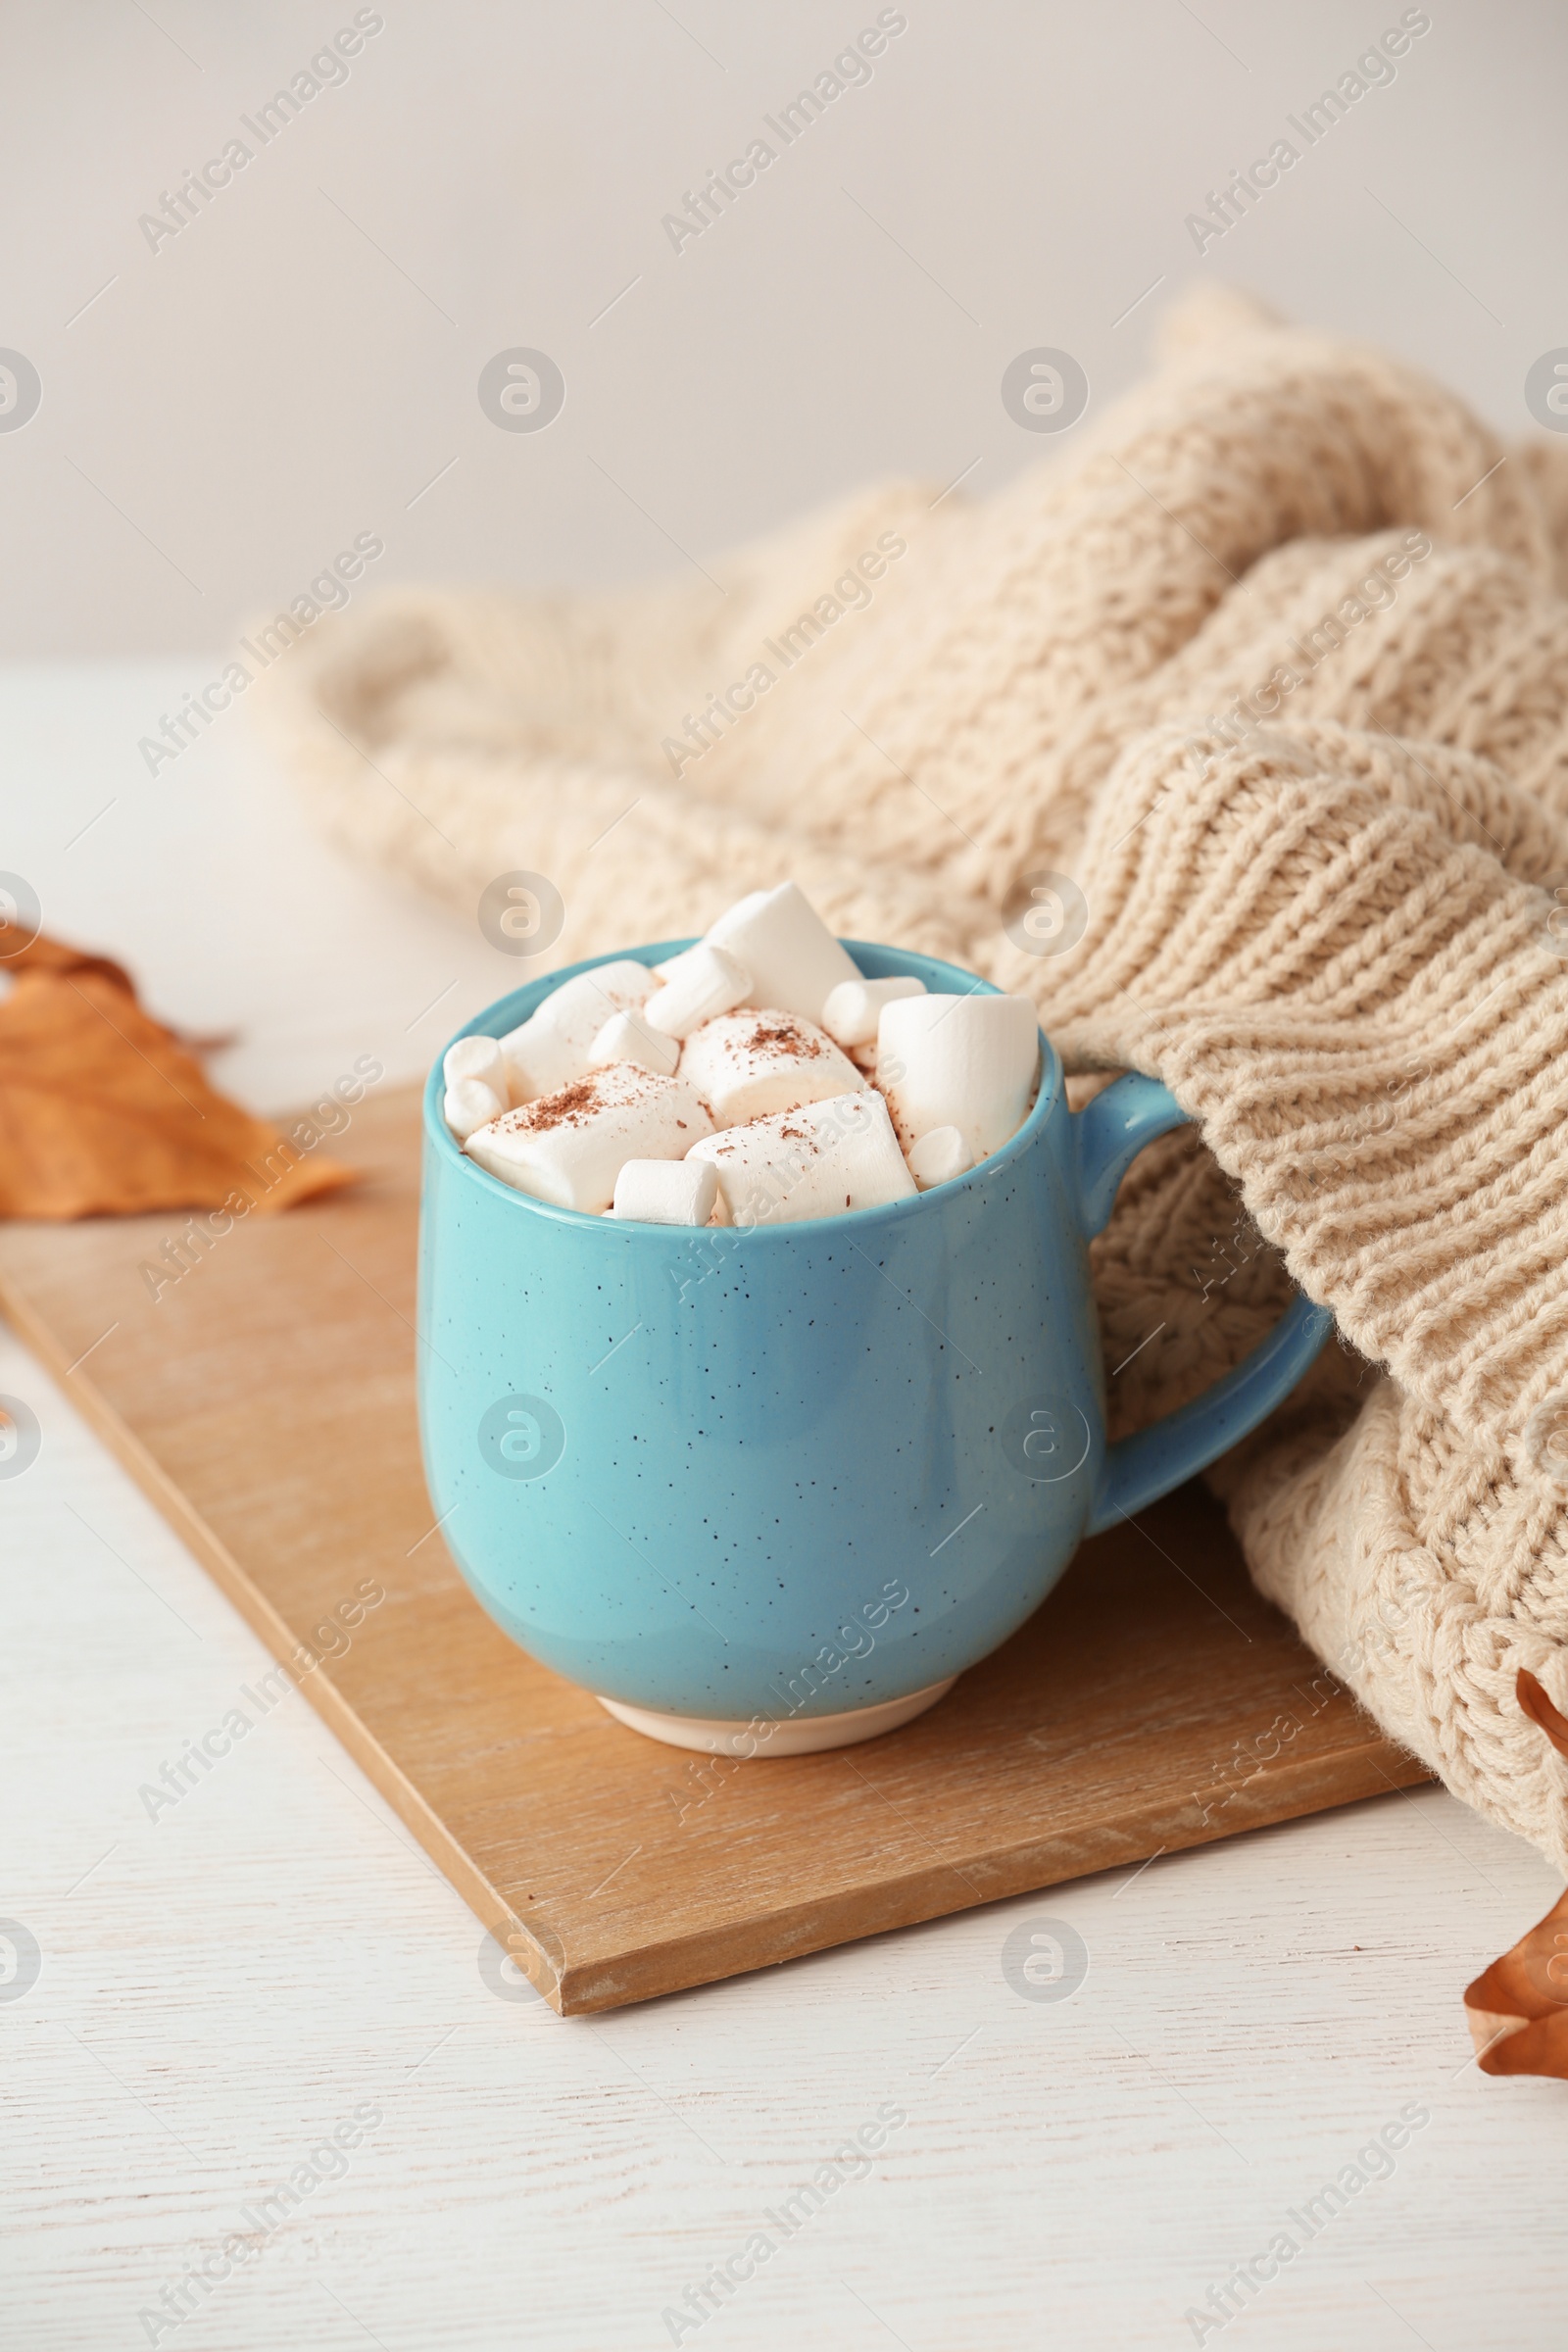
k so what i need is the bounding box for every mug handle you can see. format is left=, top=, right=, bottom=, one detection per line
left=1072, top=1072, right=1331, bottom=1538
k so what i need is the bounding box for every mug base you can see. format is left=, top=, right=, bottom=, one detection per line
left=595, top=1678, right=957, bottom=1756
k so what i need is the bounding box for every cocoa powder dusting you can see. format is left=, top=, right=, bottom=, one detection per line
left=514, top=1075, right=604, bottom=1134
left=746, top=1014, right=825, bottom=1059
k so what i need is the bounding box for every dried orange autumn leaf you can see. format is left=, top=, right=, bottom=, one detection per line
left=1517, top=1665, right=1568, bottom=1757
left=1463, top=1671, right=1568, bottom=2080
left=0, top=931, right=355, bottom=1220
left=1464, top=1891, right=1568, bottom=2078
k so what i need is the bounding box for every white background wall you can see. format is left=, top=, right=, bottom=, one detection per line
left=3, top=0, right=1563, bottom=660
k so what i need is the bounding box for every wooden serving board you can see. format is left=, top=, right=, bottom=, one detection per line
left=0, top=1084, right=1428, bottom=2014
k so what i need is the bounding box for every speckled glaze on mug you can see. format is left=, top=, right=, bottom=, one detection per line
left=417, top=940, right=1328, bottom=1739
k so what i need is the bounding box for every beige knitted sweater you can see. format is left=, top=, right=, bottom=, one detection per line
left=258, top=287, right=1568, bottom=1874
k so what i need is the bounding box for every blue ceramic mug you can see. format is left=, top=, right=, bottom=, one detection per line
left=418, top=940, right=1328, bottom=1755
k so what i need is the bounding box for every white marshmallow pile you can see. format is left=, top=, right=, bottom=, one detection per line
left=501, top=959, right=656, bottom=1101
left=443, top=880, right=1042, bottom=1225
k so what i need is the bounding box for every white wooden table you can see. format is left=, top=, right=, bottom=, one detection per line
left=5, top=666, right=1564, bottom=2352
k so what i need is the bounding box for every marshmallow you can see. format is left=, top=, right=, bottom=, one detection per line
left=611, top=1156, right=718, bottom=1226
left=677, top=1009, right=866, bottom=1127
left=500, top=960, right=656, bottom=1102
left=651, top=944, right=701, bottom=982
left=877, top=994, right=1040, bottom=1163
left=699, top=888, right=767, bottom=941
left=466, top=1063, right=713, bottom=1212
left=688, top=1091, right=916, bottom=1226
left=706, top=882, right=861, bottom=1023
left=644, top=942, right=752, bottom=1040
left=443, top=1034, right=510, bottom=1102
left=444, top=1076, right=506, bottom=1141
left=906, top=1125, right=971, bottom=1190
left=648, top=897, right=765, bottom=983
left=820, top=973, right=926, bottom=1049
left=588, top=1009, right=680, bottom=1077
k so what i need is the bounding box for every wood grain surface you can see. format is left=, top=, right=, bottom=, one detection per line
left=0, top=1083, right=1430, bottom=2015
